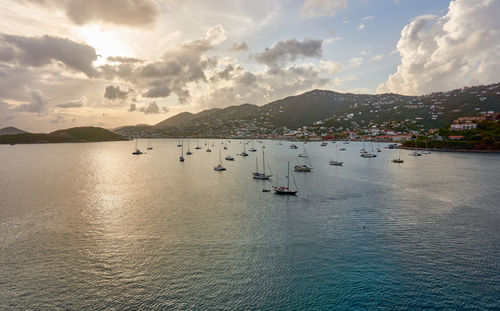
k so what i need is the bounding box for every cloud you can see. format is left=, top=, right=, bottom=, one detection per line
left=140, top=101, right=160, bottom=114
left=378, top=0, right=500, bottom=95
left=128, top=103, right=137, bottom=112
left=348, top=57, right=363, bottom=67
left=358, top=24, right=365, bottom=30
left=103, top=85, right=133, bottom=101
left=56, top=96, right=87, bottom=108
left=320, top=60, right=343, bottom=74
left=101, top=25, right=227, bottom=104
left=143, top=85, right=171, bottom=98
left=255, top=38, right=323, bottom=67
left=0, top=34, right=98, bottom=77
left=24, top=0, right=157, bottom=27
left=13, top=90, right=47, bottom=113
left=107, top=56, right=143, bottom=63
left=301, top=0, right=348, bottom=18
left=229, top=42, right=249, bottom=52
left=334, top=75, right=356, bottom=86
left=368, top=54, right=383, bottom=62
left=362, top=16, right=374, bottom=21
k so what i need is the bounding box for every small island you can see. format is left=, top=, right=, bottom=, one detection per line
left=0, top=126, right=127, bottom=144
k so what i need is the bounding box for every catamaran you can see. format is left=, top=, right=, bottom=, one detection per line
left=214, top=149, right=226, bottom=171
left=273, top=162, right=298, bottom=195
left=253, top=150, right=272, bottom=180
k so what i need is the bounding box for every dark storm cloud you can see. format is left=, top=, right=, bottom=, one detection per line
left=143, top=86, right=171, bottom=98
left=255, top=38, right=323, bottom=67
left=0, top=34, right=97, bottom=77
left=103, top=85, right=133, bottom=100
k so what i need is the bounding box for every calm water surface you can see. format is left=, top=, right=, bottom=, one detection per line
left=0, top=140, right=499, bottom=310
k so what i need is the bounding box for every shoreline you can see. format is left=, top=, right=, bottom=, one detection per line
left=402, top=147, right=500, bottom=153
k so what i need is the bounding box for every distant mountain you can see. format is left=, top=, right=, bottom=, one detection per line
left=114, top=82, right=500, bottom=137
left=0, top=127, right=28, bottom=135
left=0, top=127, right=126, bottom=144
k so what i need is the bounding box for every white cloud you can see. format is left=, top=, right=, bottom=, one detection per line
left=301, top=0, right=348, bottom=18
left=320, top=60, right=343, bottom=74
left=348, top=57, right=363, bottom=67
left=361, top=16, right=373, bottom=21
left=378, top=0, right=500, bottom=95
left=358, top=24, right=365, bottom=30
left=333, top=75, right=356, bottom=86
left=368, top=54, right=383, bottom=62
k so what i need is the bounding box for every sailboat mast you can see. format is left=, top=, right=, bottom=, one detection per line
left=287, top=162, right=290, bottom=189
left=262, top=151, right=265, bottom=175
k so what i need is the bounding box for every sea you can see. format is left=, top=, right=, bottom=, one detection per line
left=0, top=139, right=499, bottom=310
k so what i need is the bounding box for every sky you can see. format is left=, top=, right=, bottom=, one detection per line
left=0, top=0, right=499, bottom=132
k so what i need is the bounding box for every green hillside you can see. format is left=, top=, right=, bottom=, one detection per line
left=0, top=127, right=126, bottom=144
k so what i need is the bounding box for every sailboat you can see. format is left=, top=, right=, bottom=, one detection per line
left=253, top=150, right=272, bottom=180
left=422, top=138, right=431, bottom=154
left=206, top=140, right=212, bottom=152
left=273, top=162, right=298, bottom=195
left=392, top=147, right=404, bottom=163
left=179, top=142, right=185, bottom=162
left=294, top=145, right=313, bottom=172
left=147, top=131, right=153, bottom=150
left=361, top=135, right=377, bottom=158
left=132, top=139, right=143, bottom=155
left=321, top=141, right=328, bottom=146
left=329, top=146, right=343, bottom=166
left=249, top=140, right=257, bottom=152
left=186, top=139, right=192, bottom=155
left=290, top=143, right=298, bottom=149
left=214, top=149, right=226, bottom=171
left=225, top=155, right=234, bottom=161
left=195, top=140, right=202, bottom=150
left=177, top=139, right=182, bottom=147
left=240, top=140, right=249, bottom=156
left=409, top=136, right=422, bottom=156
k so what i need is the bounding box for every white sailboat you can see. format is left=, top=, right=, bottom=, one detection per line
left=409, top=136, right=422, bottom=156
left=422, top=138, right=431, bottom=154
left=329, top=146, right=343, bottom=166
left=294, top=144, right=313, bottom=172
left=361, top=135, right=377, bottom=158
left=273, top=162, right=298, bottom=195
left=253, top=150, right=272, bottom=180
left=214, top=149, right=226, bottom=171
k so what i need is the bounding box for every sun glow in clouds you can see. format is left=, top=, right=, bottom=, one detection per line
left=77, top=25, right=135, bottom=64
